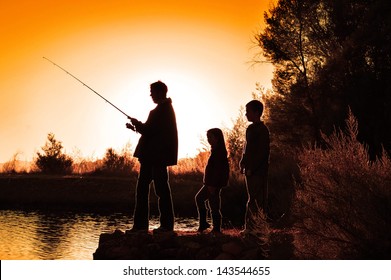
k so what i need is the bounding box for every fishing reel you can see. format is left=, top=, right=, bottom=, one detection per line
left=126, top=122, right=135, bottom=131
left=126, top=116, right=141, bottom=132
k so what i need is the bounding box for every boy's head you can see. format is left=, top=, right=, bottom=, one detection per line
left=245, top=100, right=264, bottom=122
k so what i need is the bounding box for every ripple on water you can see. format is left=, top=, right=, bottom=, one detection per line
left=0, top=209, right=198, bottom=259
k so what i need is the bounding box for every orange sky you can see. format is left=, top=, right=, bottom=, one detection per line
left=0, top=0, right=274, bottom=164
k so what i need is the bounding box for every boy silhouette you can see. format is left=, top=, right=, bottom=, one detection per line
left=240, top=100, right=270, bottom=232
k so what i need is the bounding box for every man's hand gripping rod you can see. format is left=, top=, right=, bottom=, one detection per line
left=43, top=57, right=137, bottom=131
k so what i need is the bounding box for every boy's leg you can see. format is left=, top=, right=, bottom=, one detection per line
left=256, top=168, right=269, bottom=214
left=246, top=172, right=268, bottom=211
left=244, top=174, right=266, bottom=230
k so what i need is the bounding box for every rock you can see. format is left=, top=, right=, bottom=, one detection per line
left=222, top=241, right=243, bottom=256
left=215, top=252, right=234, bottom=260
left=196, top=246, right=220, bottom=259
left=124, top=231, right=153, bottom=247
left=240, top=248, right=263, bottom=260
left=184, top=241, right=202, bottom=250
left=93, top=230, right=267, bottom=260
left=153, top=231, right=178, bottom=249
left=159, top=248, right=178, bottom=259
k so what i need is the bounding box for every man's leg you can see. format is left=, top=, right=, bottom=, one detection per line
left=153, top=165, right=174, bottom=230
left=133, top=163, right=152, bottom=230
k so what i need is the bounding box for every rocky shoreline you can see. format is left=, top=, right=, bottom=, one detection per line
left=93, top=229, right=267, bottom=260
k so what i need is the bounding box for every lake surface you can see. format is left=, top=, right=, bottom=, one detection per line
left=0, top=209, right=198, bottom=260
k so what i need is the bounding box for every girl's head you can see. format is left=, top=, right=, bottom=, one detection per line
left=207, top=128, right=226, bottom=150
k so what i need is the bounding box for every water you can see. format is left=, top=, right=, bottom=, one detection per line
left=0, top=209, right=198, bottom=260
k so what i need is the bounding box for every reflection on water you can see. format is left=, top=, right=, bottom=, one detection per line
left=0, top=209, right=198, bottom=260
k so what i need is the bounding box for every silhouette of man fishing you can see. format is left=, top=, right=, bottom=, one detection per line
left=126, top=81, right=178, bottom=233
left=42, top=59, right=178, bottom=232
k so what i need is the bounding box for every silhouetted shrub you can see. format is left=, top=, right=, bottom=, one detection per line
left=95, top=146, right=136, bottom=177
left=293, top=111, right=391, bottom=259
left=34, top=133, right=73, bottom=175
left=170, top=151, right=208, bottom=179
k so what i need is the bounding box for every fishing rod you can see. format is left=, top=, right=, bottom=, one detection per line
left=43, top=57, right=136, bottom=129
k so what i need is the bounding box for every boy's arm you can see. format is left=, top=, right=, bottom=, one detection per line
left=239, top=128, right=249, bottom=173
left=239, top=147, right=246, bottom=174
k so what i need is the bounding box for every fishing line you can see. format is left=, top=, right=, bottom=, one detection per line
left=43, top=57, right=133, bottom=120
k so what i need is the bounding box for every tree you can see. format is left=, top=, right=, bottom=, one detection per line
left=256, top=0, right=391, bottom=157
left=257, top=0, right=337, bottom=144
left=316, top=0, right=391, bottom=158
left=35, top=133, right=73, bottom=174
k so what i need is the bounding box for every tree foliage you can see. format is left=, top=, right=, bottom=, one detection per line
left=35, top=133, right=73, bottom=174
left=257, top=0, right=391, bottom=158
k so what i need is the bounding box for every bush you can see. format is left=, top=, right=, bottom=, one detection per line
left=170, top=151, right=208, bottom=176
left=293, top=111, right=391, bottom=259
left=35, top=133, right=73, bottom=175
left=96, top=145, right=136, bottom=177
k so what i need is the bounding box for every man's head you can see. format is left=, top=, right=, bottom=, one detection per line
left=150, top=81, right=168, bottom=104
left=245, top=100, right=264, bottom=122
